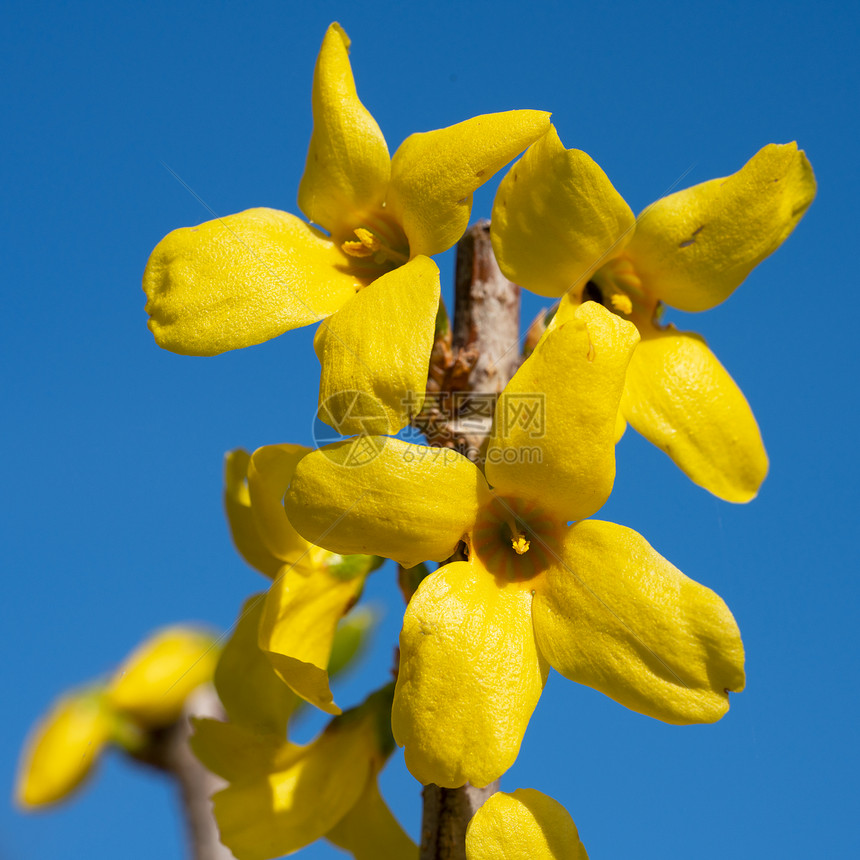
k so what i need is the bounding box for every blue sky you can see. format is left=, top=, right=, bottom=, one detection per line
left=3, top=0, right=858, bottom=857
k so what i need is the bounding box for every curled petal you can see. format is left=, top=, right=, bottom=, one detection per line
left=315, top=256, right=440, bottom=435
left=16, top=692, right=111, bottom=808
left=190, top=718, right=290, bottom=783
left=392, top=562, right=548, bottom=788
left=628, top=143, right=816, bottom=311
left=213, top=704, right=380, bottom=860
left=491, top=126, right=635, bottom=297
left=286, top=438, right=489, bottom=568
left=532, top=521, right=745, bottom=724
left=247, top=445, right=318, bottom=564
left=298, top=23, right=391, bottom=240
left=387, top=110, right=551, bottom=258
left=224, top=450, right=283, bottom=578
left=214, top=595, right=300, bottom=736
left=258, top=563, right=369, bottom=714
left=106, top=627, right=218, bottom=726
left=487, top=302, right=639, bottom=522
left=621, top=322, right=768, bottom=503
left=466, top=788, right=589, bottom=860
left=143, top=208, right=361, bottom=356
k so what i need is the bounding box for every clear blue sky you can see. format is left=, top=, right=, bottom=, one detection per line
left=3, top=1, right=858, bottom=857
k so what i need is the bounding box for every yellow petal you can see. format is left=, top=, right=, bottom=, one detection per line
left=621, top=323, right=768, bottom=503
left=392, top=562, right=548, bottom=788
left=247, top=444, right=319, bottom=564
left=491, top=126, right=635, bottom=298
left=286, top=438, right=489, bottom=568
left=143, top=208, right=362, bottom=356
left=224, top=449, right=283, bottom=578
left=465, top=788, right=589, bottom=860
left=213, top=710, right=377, bottom=860
left=16, top=691, right=111, bottom=808
left=315, top=256, right=440, bottom=435
left=258, top=563, right=369, bottom=715
left=107, top=627, right=219, bottom=726
left=627, top=143, right=816, bottom=311
left=387, top=110, right=551, bottom=258
left=214, top=595, right=300, bottom=736
left=614, top=409, right=627, bottom=443
left=487, top=302, right=639, bottom=522
left=297, top=23, right=391, bottom=240
left=190, top=718, right=289, bottom=783
left=327, top=778, right=417, bottom=860
left=532, top=521, right=745, bottom=724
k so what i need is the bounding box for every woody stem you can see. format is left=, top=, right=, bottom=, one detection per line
left=128, top=686, right=232, bottom=860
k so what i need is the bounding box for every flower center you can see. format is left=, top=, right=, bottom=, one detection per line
left=340, top=209, right=410, bottom=275
left=469, top=495, right=559, bottom=583
left=582, top=255, right=657, bottom=325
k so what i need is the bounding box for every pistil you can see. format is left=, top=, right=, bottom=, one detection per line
left=511, top=533, right=531, bottom=555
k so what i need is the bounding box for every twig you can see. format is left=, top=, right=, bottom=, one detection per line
left=129, top=685, right=233, bottom=860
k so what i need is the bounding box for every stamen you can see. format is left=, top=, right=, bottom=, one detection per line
left=609, top=293, right=633, bottom=315
left=341, top=226, right=409, bottom=265
left=353, top=227, right=382, bottom=252
left=342, top=240, right=375, bottom=258
left=588, top=255, right=649, bottom=320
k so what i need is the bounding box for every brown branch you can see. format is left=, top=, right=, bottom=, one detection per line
left=418, top=221, right=521, bottom=465
left=418, top=222, right=520, bottom=860
left=420, top=783, right=499, bottom=860
left=451, top=221, right=521, bottom=395
left=129, top=685, right=234, bottom=860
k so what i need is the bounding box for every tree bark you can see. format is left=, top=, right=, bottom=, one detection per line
left=419, top=221, right=521, bottom=465
left=420, top=783, right=500, bottom=860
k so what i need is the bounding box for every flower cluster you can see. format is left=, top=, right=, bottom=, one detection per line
left=20, top=18, right=815, bottom=860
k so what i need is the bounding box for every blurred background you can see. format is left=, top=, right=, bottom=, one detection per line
left=3, top=0, right=858, bottom=856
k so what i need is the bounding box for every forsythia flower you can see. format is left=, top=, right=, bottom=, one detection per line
left=284, top=302, right=745, bottom=788
left=143, top=22, right=549, bottom=435
left=193, top=684, right=414, bottom=860
left=16, top=626, right=217, bottom=808
left=106, top=626, right=219, bottom=725
left=465, top=789, right=589, bottom=860
left=15, top=690, right=112, bottom=808
left=491, top=128, right=816, bottom=502
left=223, top=446, right=380, bottom=714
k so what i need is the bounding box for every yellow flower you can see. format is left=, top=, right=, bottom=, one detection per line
left=491, top=127, right=816, bottom=502
left=16, top=625, right=217, bottom=808
left=466, top=789, right=589, bottom=860
left=15, top=689, right=112, bottom=808
left=284, top=302, right=745, bottom=788
left=223, top=445, right=380, bottom=714
left=192, top=685, right=415, bottom=860
left=194, top=589, right=401, bottom=860
left=106, top=626, right=219, bottom=726
left=143, top=22, right=549, bottom=435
